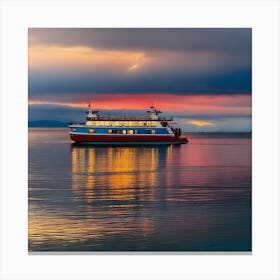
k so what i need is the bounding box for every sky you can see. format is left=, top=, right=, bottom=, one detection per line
left=28, top=28, right=252, bottom=131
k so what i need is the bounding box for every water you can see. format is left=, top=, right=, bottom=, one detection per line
left=28, top=128, right=252, bottom=252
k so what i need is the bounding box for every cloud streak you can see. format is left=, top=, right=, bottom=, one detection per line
left=188, top=120, right=215, bottom=127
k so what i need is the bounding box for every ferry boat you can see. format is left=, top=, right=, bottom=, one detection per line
left=69, top=104, right=188, bottom=145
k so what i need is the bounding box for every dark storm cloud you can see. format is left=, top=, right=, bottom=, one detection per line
left=29, top=68, right=251, bottom=97
left=29, top=28, right=251, bottom=54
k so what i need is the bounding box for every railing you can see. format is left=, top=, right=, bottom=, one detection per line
left=86, top=116, right=173, bottom=121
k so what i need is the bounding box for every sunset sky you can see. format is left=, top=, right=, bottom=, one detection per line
left=28, top=28, right=252, bottom=131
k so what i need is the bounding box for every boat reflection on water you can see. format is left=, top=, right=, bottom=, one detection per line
left=68, top=144, right=177, bottom=249
left=71, top=144, right=173, bottom=203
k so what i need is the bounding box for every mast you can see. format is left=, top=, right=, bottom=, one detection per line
left=146, top=106, right=162, bottom=120
left=86, top=103, right=99, bottom=119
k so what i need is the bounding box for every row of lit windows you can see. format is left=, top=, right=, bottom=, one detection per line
left=88, top=129, right=156, bottom=134
left=86, top=121, right=157, bottom=127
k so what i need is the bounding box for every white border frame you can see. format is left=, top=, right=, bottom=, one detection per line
left=1, top=0, right=279, bottom=279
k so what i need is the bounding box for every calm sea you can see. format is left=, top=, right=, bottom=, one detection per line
left=28, top=128, right=252, bottom=252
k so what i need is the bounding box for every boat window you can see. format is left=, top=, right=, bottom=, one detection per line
left=108, top=129, right=112, bottom=134
left=88, top=129, right=95, bottom=134
left=122, top=130, right=127, bottom=134
left=147, top=121, right=157, bottom=127
left=151, top=129, right=156, bottom=134
left=128, top=130, right=134, bottom=135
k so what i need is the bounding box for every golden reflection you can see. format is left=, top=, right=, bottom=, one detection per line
left=71, top=146, right=166, bottom=202
left=28, top=202, right=157, bottom=247
left=28, top=205, right=103, bottom=244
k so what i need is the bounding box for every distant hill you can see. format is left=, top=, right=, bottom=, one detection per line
left=28, top=120, right=69, bottom=127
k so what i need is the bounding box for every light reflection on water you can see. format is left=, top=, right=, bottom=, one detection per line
left=28, top=129, right=251, bottom=251
left=71, top=146, right=160, bottom=202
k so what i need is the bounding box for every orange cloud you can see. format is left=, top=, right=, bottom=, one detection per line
left=187, top=120, right=215, bottom=127
left=29, top=45, right=145, bottom=72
